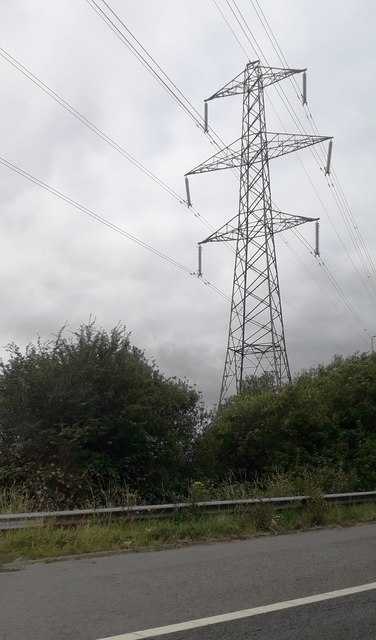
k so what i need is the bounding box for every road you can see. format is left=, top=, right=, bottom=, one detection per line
left=0, top=523, right=375, bottom=639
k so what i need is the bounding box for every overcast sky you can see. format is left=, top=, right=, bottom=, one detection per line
left=0, top=0, right=375, bottom=406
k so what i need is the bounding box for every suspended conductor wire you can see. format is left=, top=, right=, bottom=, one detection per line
left=285, top=232, right=368, bottom=344
left=85, top=0, right=201, bottom=130
left=85, top=0, right=240, bottom=181
left=218, top=2, right=326, bottom=166
left=0, top=48, right=178, bottom=201
left=289, top=224, right=371, bottom=343
left=331, top=170, right=376, bottom=282
left=92, top=0, right=373, bottom=356
left=87, top=0, right=376, bottom=312
left=280, top=274, right=347, bottom=355
left=0, top=47, right=235, bottom=295
left=247, top=0, right=328, bottom=150
left=98, top=0, right=203, bottom=125
left=0, top=155, right=232, bottom=302
left=287, top=231, right=371, bottom=346
left=319, top=259, right=370, bottom=337
left=231, top=0, right=325, bottom=146
left=90, top=0, right=373, bottom=344
left=293, top=155, right=376, bottom=303
left=86, top=0, right=227, bottom=151
left=221, top=1, right=373, bottom=337
left=236, top=0, right=376, bottom=284
left=288, top=343, right=320, bottom=366
left=225, top=0, right=259, bottom=58
left=219, top=1, right=376, bottom=307
left=0, top=157, right=190, bottom=272
left=250, top=0, right=310, bottom=109
left=204, top=2, right=371, bottom=344
left=247, top=0, right=376, bottom=293
left=212, top=0, right=249, bottom=58
left=0, top=47, right=217, bottom=236
left=325, top=178, right=376, bottom=299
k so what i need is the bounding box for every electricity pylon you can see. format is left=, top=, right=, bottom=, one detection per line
left=185, top=60, right=332, bottom=404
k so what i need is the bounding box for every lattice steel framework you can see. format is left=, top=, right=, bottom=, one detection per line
left=186, top=61, right=332, bottom=404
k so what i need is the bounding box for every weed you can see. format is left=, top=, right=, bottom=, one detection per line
left=1, top=502, right=375, bottom=565
left=305, top=488, right=330, bottom=526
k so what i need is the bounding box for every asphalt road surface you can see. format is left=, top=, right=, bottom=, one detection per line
left=0, top=523, right=375, bottom=640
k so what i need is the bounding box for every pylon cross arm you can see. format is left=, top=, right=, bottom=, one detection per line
left=186, top=132, right=331, bottom=177
left=258, top=66, right=305, bottom=88
left=205, top=64, right=306, bottom=102
left=272, top=211, right=318, bottom=233
left=206, top=69, right=246, bottom=101
left=267, top=133, right=332, bottom=159
left=199, top=210, right=316, bottom=245
left=186, top=139, right=242, bottom=175
left=200, top=213, right=239, bottom=244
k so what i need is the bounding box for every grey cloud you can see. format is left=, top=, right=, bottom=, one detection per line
left=0, top=0, right=375, bottom=405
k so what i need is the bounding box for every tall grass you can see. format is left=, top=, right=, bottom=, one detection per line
left=0, top=480, right=139, bottom=514
left=0, top=466, right=364, bottom=514
left=0, top=487, right=41, bottom=514
left=174, top=465, right=362, bottom=503
left=1, top=502, right=375, bottom=565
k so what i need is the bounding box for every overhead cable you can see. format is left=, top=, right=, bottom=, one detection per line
left=216, top=0, right=375, bottom=325
left=0, top=46, right=216, bottom=235
left=246, top=0, right=376, bottom=297
left=0, top=155, right=231, bottom=302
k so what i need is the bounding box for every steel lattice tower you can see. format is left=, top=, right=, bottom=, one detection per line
left=185, top=61, right=332, bottom=404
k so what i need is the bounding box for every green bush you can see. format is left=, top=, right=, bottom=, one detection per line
left=197, top=353, right=376, bottom=490
left=0, top=321, right=206, bottom=506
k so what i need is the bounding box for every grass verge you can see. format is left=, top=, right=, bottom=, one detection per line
left=1, top=502, right=375, bottom=565
left=0, top=467, right=364, bottom=514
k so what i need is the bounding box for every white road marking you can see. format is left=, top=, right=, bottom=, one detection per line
left=97, top=581, right=376, bottom=640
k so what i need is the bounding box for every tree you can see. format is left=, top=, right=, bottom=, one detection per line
left=197, top=352, right=376, bottom=489
left=0, top=321, right=205, bottom=504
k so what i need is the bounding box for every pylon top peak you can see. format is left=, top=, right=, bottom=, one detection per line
left=206, top=63, right=306, bottom=101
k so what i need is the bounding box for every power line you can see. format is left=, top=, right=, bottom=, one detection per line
left=279, top=224, right=370, bottom=348
left=0, top=154, right=231, bottom=302
left=0, top=43, right=333, bottom=340
left=99, top=0, right=204, bottom=125
left=215, top=0, right=374, bottom=331
left=0, top=49, right=179, bottom=201
left=86, top=0, right=202, bottom=130
left=89, top=0, right=372, bottom=353
left=90, top=6, right=340, bottom=374
left=246, top=0, right=376, bottom=297
left=85, top=0, right=239, bottom=176
left=0, top=48, right=236, bottom=303
left=293, top=154, right=376, bottom=304
left=3, top=47, right=346, bottom=352
left=224, top=0, right=259, bottom=58
left=289, top=231, right=371, bottom=345
left=0, top=48, right=238, bottom=304
left=0, top=46, right=217, bottom=236
left=3, top=4, right=369, bottom=360
left=212, top=0, right=248, bottom=58
left=224, top=0, right=376, bottom=304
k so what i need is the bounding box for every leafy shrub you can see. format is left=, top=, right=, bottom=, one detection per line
left=197, top=353, right=376, bottom=490
left=0, top=321, right=206, bottom=506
